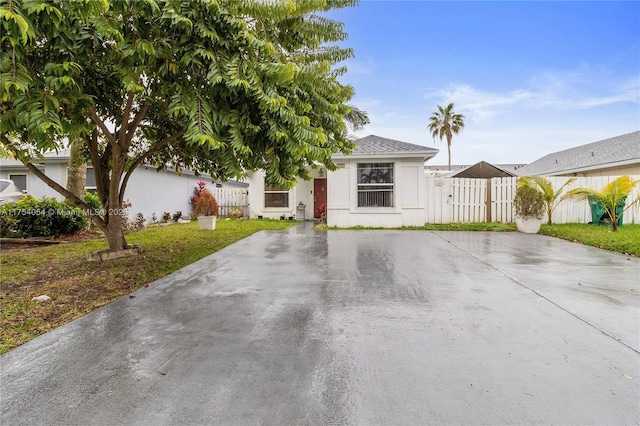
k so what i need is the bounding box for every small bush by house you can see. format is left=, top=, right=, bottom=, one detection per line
left=0, top=196, right=87, bottom=238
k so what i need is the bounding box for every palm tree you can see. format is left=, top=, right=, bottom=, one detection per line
left=344, top=105, right=370, bottom=133
left=428, top=103, right=465, bottom=171
left=566, top=175, right=639, bottom=232
left=518, top=176, right=576, bottom=225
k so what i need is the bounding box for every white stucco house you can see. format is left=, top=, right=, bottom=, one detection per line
left=327, top=135, right=438, bottom=227
left=1, top=135, right=438, bottom=227
left=0, top=149, right=247, bottom=221
left=243, top=135, right=439, bottom=226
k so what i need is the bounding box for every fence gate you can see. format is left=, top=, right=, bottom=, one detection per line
left=426, top=175, right=639, bottom=224
left=210, top=188, right=249, bottom=218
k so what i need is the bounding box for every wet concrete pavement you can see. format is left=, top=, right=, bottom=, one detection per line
left=2, top=224, right=639, bottom=425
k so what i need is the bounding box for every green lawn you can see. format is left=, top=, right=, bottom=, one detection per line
left=0, top=219, right=297, bottom=354
left=2, top=219, right=637, bottom=354
left=539, top=223, right=640, bottom=256
left=315, top=222, right=517, bottom=232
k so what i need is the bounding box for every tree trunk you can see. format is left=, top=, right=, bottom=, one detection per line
left=447, top=137, right=452, bottom=171
left=66, top=137, right=87, bottom=202
left=104, top=213, right=128, bottom=251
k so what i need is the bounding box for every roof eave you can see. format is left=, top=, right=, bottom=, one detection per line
left=526, top=158, right=640, bottom=176
left=332, top=150, right=439, bottom=161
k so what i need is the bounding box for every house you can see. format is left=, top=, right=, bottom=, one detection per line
left=2, top=134, right=439, bottom=227
left=516, top=131, right=640, bottom=177
left=0, top=150, right=247, bottom=221
left=327, top=135, right=438, bottom=227
left=244, top=135, right=439, bottom=225
left=244, top=168, right=323, bottom=221
left=444, top=161, right=517, bottom=179
left=424, top=163, right=525, bottom=177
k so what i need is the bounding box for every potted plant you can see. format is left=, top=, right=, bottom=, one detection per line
left=513, top=181, right=545, bottom=233
left=518, top=175, right=575, bottom=225
left=194, top=189, right=219, bottom=230
left=565, top=175, right=639, bottom=232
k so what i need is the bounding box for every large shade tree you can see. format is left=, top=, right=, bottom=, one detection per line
left=427, top=103, right=465, bottom=171
left=1, top=0, right=362, bottom=252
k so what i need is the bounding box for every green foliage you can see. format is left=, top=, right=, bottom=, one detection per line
left=0, top=196, right=87, bottom=238
left=316, top=222, right=517, bottom=231
left=518, top=176, right=575, bottom=225
left=0, top=0, right=362, bottom=251
left=540, top=224, right=640, bottom=257
left=1, top=219, right=297, bottom=353
left=513, top=184, right=545, bottom=219
left=566, top=175, right=639, bottom=232
left=427, top=103, right=465, bottom=170
left=83, top=190, right=101, bottom=212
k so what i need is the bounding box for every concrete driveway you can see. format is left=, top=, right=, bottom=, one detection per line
left=2, top=224, right=639, bottom=425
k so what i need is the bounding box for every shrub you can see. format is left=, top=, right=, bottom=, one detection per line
left=513, top=184, right=545, bottom=219
left=190, top=180, right=207, bottom=210
left=0, top=196, right=87, bottom=238
left=83, top=190, right=101, bottom=212
left=172, top=211, right=183, bottom=222
left=194, top=189, right=219, bottom=216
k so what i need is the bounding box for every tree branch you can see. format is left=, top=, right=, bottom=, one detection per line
left=88, top=108, right=117, bottom=147
left=124, top=101, right=150, bottom=150
left=119, top=129, right=186, bottom=206
left=118, top=92, right=135, bottom=149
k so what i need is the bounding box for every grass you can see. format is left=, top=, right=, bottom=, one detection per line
left=315, top=222, right=517, bottom=232
left=0, top=219, right=296, bottom=354
left=2, top=219, right=637, bottom=355
left=539, top=223, right=640, bottom=256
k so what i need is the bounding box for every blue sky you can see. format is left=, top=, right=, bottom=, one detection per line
left=326, top=1, right=640, bottom=166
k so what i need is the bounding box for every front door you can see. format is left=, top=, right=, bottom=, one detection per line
left=314, top=178, right=327, bottom=218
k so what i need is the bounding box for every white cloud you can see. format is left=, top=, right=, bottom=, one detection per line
left=425, top=68, right=639, bottom=123
left=349, top=66, right=638, bottom=166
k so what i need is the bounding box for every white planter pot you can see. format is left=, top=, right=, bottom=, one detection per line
left=515, top=217, right=542, bottom=234
left=197, top=215, right=217, bottom=230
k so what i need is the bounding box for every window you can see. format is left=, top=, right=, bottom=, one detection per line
left=85, top=168, right=97, bottom=193
left=264, top=183, right=289, bottom=208
left=357, top=163, right=394, bottom=207
left=66, top=167, right=97, bottom=193
left=9, top=174, right=27, bottom=192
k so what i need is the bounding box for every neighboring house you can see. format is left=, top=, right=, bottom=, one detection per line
left=0, top=151, right=247, bottom=221
left=327, top=135, right=438, bottom=227
left=425, top=163, right=525, bottom=176
left=517, top=131, right=640, bottom=177
left=444, top=161, right=516, bottom=179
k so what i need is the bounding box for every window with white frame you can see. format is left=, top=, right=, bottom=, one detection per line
left=9, top=174, right=27, bottom=192
left=264, top=182, right=289, bottom=208
left=357, top=163, right=394, bottom=207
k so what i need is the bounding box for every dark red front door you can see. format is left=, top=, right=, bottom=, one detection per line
left=314, top=178, right=327, bottom=218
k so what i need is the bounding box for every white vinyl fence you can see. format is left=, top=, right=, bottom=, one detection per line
left=425, top=176, right=640, bottom=224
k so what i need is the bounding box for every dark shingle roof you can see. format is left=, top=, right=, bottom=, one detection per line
left=447, top=161, right=516, bottom=178
left=349, top=135, right=438, bottom=156
left=517, top=131, right=640, bottom=175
